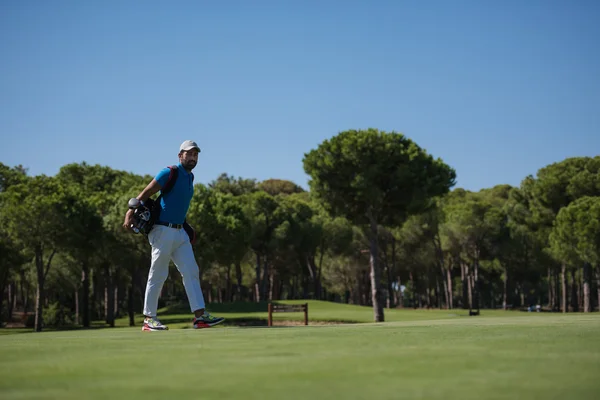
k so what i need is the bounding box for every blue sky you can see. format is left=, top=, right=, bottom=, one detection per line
left=1, top=0, right=598, bottom=191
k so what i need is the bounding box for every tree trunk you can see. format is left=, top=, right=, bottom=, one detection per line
left=472, top=258, right=480, bottom=311
left=268, top=273, right=274, bottom=301
left=261, top=254, right=270, bottom=302
left=306, top=256, right=320, bottom=300
left=104, top=263, right=115, bottom=327
left=304, top=274, right=312, bottom=299
left=396, top=276, right=403, bottom=308
left=360, top=269, right=369, bottom=306
left=426, top=281, right=432, bottom=309
left=386, top=237, right=396, bottom=308
left=446, top=265, right=453, bottom=309
left=226, top=264, right=232, bottom=302
left=34, top=284, right=44, bottom=332
left=316, top=249, right=325, bottom=301
left=440, top=265, right=449, bottom=309
left=596, top=267, right=600, bottom=312
left=92, top=270, right=100, bottom=321
left=0, top=286, right=5, bottom=326
left=279, top=279, right=284, bottom=301
left=368, top=217, right=384, bottom=322
left=503, top=266, right=508, bottom=310
left=518, top=283, right=524, bottom=307
left=74, top=290, right=79, bottom=325
left=547, top=267, right=553, bottom=310
left=0, top=265, right=10, bottom=324
left=290, top=276, right=296, bottom=300
left=461, top=262, right=470, bottom=309
left=128, top=267, right=139, bottom=327
left=81, top=261, right=90, bottom=327
left=34, top=247, right=55, bottom=332
left=570, top=269, right=579, bottom=312
left=434, top=235, right=449, bottom=309
left=561, top=264, right=568, bottom=313
left=554, top=268, right=560, bottom=311
left=468, top=272, right=473, bottom=310
left=8, top=282, right=16, bottom=321
left=128, top=284, right=135, bottom=327
left=436, top=277, right=441, bottom=309
left=235, top=261, right=243, bottom=302
left=0, top=280, right=7, bottom=326
left=583, top=263, right=591, bottom=313
left=409, top=272, right=416, bottom=308
left=20, top=269, right=29, bottom=313
left=578, top=269, right=583, bottom=311
left=34, top=248, right=45, bottom=331
left=254, top=252, right=261, bottom=302
left=460, top=261, right=470, bottom=310
left=386, top=263, right=393, bottom=309
left=114, top=285, right=119, bottom=318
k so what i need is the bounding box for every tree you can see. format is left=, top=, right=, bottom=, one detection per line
left=0, top=233, right=25, bottom=325
left=275, top=194, right=353, bottom=300
left=188, top=190, right=252, bottom=301
left=0, top=163, right=28, bottom=325
left=258, top=179, right=305, bottom=196
left=274, top=194, right=322, bottom=298
left=400, top=198, right=455, bottom=310
left=57, top=163, right=129, bottom=327
left=529, top=156, right=600, bottom=312
left=243, top=191, right=287, bottom=301
left=209, top=173, right=258, bottom=196
left=550, top=196, right=600, bottom=312
left=303, top=129, right=456, bottom=321
left=0, top=176, right=83, bottom=331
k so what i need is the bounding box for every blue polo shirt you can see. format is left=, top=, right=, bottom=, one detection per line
left=154, top=163, right=194, bottom=224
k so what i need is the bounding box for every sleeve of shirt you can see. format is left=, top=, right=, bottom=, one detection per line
left=154, top=167, right=171, bottom=188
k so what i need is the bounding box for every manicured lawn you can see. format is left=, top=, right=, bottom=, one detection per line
left=1, top=309, right=598, bottom=399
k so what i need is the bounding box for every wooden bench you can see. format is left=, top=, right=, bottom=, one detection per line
left=267, top=303, right=308, bottom=327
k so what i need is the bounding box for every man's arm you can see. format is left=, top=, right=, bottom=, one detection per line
left=136, top=179, right=162, bottom=202
left=122, top=179, right=162, bottom=231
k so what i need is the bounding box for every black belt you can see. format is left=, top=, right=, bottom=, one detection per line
left=155, top=221, right=183, bottom=229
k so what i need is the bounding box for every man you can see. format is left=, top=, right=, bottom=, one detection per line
left=123, top=140, right=225, bottom=331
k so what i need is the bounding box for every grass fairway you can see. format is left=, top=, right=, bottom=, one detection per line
left=134, top=300, right=551, bottom=328
left=1, top=309, right=599, bottom=400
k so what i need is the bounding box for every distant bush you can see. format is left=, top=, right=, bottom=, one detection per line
left=43, top=302, right=75, bottom=328
left=24, top=313, right=35, bottom=328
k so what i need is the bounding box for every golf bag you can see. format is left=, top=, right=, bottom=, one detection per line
left=128, top=165, right=196, bottom=244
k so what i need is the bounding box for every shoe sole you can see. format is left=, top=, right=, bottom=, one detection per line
left=193, top=318, right=225, bottom=329
left=142, top=325, right=169, bottom=332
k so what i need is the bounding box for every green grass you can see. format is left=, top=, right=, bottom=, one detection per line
left=1, top=305, right=599, bottom=399
left=124, top=300, right=551, bottom=329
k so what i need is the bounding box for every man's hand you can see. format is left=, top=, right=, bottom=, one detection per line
left=123, top=209, right=136, bottom=232
left=123, top=179, right=161, bottom=233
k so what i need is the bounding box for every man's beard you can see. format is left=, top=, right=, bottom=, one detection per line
left=183, top=160, right=197, bottom=170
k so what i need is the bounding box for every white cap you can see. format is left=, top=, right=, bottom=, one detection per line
left=179, top=140, right=200, bottom=152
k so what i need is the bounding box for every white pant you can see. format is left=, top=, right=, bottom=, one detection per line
left=143, top=225, right=205, bottom=317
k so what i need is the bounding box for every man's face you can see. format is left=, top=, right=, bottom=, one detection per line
left=179, top=149, right=199, bottom=170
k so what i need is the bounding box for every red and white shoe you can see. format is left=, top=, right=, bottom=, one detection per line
left=193, top=313, right=225, bottom=329
left=142, top=317, right=169, bottom=332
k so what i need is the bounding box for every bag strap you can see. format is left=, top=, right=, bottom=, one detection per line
left=161, top=165, right=179, bottom=196
left=151, top=165, right=178, bottom=209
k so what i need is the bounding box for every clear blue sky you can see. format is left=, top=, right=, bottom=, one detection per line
left=1, top=0, right=598, bottom=191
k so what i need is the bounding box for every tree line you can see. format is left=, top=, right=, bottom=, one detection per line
left=1, top=129, right=599, bottom=331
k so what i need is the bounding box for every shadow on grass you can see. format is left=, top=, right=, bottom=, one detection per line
left=162, top=301, right=272, bottom=314
left=158, top=316, right=286, bottom=327
left=0, top=327, right=35, bottom=336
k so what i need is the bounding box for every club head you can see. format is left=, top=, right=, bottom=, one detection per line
left=128, top=198, right=141, bottom=209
